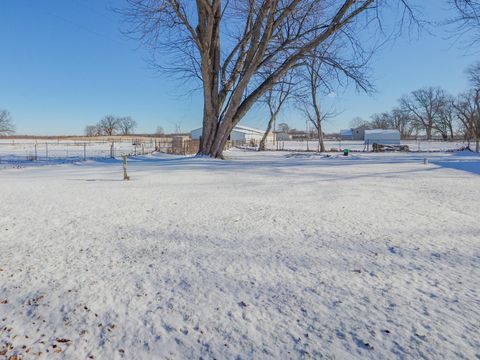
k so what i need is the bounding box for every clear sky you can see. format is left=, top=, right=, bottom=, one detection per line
left=0, top=0, right=477, bottom=135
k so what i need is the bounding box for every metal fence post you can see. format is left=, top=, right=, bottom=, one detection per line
left=34, top=143, right=37, bottom=161
left=84, top=143, right=86, bottom=161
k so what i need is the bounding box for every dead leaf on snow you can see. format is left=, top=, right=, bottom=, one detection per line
left=55, top=338, right=71, bottom=343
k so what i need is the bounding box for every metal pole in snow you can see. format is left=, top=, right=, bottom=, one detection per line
left=34, top=143, right=37, bottom=161
left=84, top=143, right=86, bottom=161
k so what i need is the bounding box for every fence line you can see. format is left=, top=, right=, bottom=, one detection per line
left=0, top=137, right=213, bottom=164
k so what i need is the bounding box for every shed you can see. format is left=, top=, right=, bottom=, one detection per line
left=352, top=125, right=368, bottom=140
left=364, top=129, right=400, bottom=145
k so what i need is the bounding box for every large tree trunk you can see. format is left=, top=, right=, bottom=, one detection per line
left=259, top=114, right=275, bottom=151
left=317, top=121, right=325, bottom=152
left=199, top=118, right=232, bottom=158
left=426, top=126, right=432, bottom=140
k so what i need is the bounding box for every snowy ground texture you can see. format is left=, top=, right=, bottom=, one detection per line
left=0, top=149, right=479, bottom=359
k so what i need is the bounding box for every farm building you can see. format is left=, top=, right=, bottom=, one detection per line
left=364, top=129, right=401, bottom=145
left=191, top=125, right=274, bottom=144
left=340, top=129, right=353, bottom=140
left=340, top=125, right=368, bottom=140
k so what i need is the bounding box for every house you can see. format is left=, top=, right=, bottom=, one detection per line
left=364, top=129, right=401, bottom=145
left=190, top=125, right=274, bottom=144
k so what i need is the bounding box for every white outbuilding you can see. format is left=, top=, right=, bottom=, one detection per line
left=364, top=129, right=401, bottom=145
left=191, top=125, right=273, bottom=144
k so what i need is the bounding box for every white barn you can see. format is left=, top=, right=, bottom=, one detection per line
left=364, top=129, right=400, bottom=145
left=191, top=125, right=273, bottom=143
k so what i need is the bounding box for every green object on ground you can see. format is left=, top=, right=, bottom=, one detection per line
left=343, top=149, right=350, bottom=156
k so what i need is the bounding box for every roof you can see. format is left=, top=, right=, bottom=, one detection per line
left=191, top=124, right=266, bottom=135
left=365, top=129, right=400, bottom=135
left=231, top=125, right=265, bottom=134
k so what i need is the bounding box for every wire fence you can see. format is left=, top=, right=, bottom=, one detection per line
left=1, top=137, right=472, bottom=165
left=0, top=138, right=184, bottom=164
left=259, top=139, right=472, bottom=153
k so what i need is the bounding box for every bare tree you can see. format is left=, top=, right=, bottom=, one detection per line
left=173, top=121, right=183, bottom=134
left=125, top=0, right=415, bottom=158
left=370, top=112, right=391, bottom=129
left=297, top=38, right=371, bottom=151
left=156, top=126, right=165, bottom=135
left=349, top=117, right=370, bottom=129
left=84, top=125, right=100, bottom=137
left=0, top=109, right=15, bottom=135
left=118, top=116, right=138, bottom=135
left=453, top=91, right=479, bottom=150
left=447, top=62, right=480, bottom=150
left=454, top=63, right=480, bottom=151
left=389, top=108, right=415, bottom=139
left=299, top=61, right=335, bottom=152
left=370, top=108, right=414, bottom=138
left=258, top=76, right=293, bottom=151
left=400, top=87, right=446, bottom=140
left=98, top=115, right=120, bottom=136
left=436, top=94, right=457, bottom=140
left=303, top=99, right=337, bottom=152
left=277, top=122, right=290, bottom=133
left=450, top=0, right=480, bottom=47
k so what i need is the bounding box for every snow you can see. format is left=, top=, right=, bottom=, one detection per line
left=0, top=149, right=479, bottom=359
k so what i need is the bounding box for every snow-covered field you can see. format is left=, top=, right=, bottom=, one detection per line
left=1, top=149, right=479, bottom=359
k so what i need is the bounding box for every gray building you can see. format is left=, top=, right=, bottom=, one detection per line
left=340, top=125, right=368, bottom=140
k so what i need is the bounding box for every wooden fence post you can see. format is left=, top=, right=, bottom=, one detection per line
left=123, top=155, right=130, bottom=181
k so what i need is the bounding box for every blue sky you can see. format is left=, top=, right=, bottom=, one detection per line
left=0, top=0, right=477, bottom=135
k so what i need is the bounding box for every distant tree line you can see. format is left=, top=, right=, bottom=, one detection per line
left=347, top=63, right=480, bottom=149
left=85, top=115, right=137, bottom=136
left=0, top=109, right=15, bottom=135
